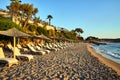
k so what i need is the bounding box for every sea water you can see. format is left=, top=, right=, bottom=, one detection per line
left=91, top=43, right=120, bottom=64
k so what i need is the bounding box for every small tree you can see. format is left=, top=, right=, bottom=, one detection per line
left=75, top=28, right=83, bottom=36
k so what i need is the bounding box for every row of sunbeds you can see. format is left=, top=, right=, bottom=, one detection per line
left=0, top=42, right=73, bottom=67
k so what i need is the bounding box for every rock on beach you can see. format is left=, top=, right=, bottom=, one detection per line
left=0, top=43, right=120, bottom=79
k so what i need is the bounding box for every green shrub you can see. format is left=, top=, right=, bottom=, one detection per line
left=0, top=17, right=22, bottom=30
left=36, top=27, right=48, bottom=36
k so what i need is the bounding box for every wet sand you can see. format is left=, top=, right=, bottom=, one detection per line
left=0, top=43, right=120, bottom=79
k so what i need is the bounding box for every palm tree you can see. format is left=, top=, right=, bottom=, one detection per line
left=22, top=4, right=34, bottom=30
left=75, top=28, right=83, bottom=36
left=7, top=0, right=21, bottom=22
left=47, top=15, right=53, bottom=25
left=32, top=8, right=38, bottom=18
left=20, top=4, right=38, bottom=32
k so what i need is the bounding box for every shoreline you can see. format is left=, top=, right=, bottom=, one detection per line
left=87, top=43, right=120, bottom=75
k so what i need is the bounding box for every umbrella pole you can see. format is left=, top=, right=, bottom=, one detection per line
left=13, top=37, right=16, bottom=58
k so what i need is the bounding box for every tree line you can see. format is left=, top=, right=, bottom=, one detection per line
left=0, top=0, right=84, bottom=41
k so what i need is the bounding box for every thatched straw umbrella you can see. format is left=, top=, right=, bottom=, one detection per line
left=0, top=27, right=30, bottom=58
left=32, top=34, right=51, bottom=44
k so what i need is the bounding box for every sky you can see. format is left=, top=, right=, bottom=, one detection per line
left=0, top=0, right=120, bottom=39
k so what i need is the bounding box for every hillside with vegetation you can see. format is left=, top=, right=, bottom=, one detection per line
left=0, top=0, right=84, bottom=43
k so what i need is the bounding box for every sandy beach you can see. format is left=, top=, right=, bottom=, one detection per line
left=0, top=43, right=120, bottom=79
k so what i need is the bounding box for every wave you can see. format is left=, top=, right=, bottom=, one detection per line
left=91, top=44, right=120, bottom=61
left=106, top=51, right=120, bottom=59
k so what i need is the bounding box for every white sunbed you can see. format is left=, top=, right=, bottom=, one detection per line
left=15, top=47, right=34, bottom=61
left=7, top=44, right=34, bottom=61
left=27, top=44, right=46, bottom=55
left=36, top=45, right=50, bottom=54
left=0, top=47, right=18, bottom=67
left=17, top=44, right=28, bottom=52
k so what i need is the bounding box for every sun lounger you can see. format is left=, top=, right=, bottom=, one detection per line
left=36, top=45, right=50, bottom=54
left=48, top=43, right=58, bottom=51
left=7, top=44, right=13, bottom=51
left=7, top=44, right=33, bottom=61
left=27, top=44, right=46, bottom=55
left=0, top=47, right=18, bottom=67
left=15, top=47, right=34, bottom=61
left=43, top=44, right=56, bottom=51
left=17, top=44, right=29, bottom=52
